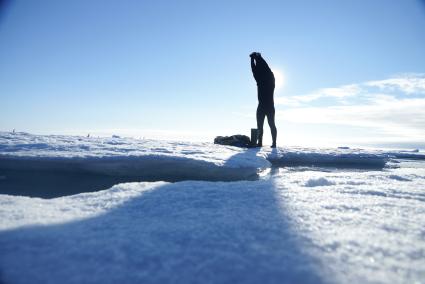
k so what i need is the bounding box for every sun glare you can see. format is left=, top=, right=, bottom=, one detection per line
left=271, top=67, right=285, bottom=91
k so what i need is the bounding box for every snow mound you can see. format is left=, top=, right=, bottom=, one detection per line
left=264, top=147, right=389, bottom=168
left=305, top=177, right=335, bottom=187
left=0, top=132, right=270, bottom=182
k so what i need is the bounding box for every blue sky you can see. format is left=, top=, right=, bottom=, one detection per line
left=1, top=0, right=425, bottom=148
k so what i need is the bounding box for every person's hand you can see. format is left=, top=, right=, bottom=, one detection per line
left=250, top=52, right=262, bottom=58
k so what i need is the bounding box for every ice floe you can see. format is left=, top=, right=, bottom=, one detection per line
left=264, top=147, right=390, bottom=168
left=0, top=132, right=270, bottom=182
left=2, top=132, right=416, bottom=179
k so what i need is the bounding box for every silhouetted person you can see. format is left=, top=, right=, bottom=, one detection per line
left=250, top=52, right=277, bottom=147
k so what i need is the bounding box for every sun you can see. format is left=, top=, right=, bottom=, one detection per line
left=271, top=67, right=285, bottom=91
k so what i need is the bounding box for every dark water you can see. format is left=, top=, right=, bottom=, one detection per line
left=0, top=169, right=146, bottom=198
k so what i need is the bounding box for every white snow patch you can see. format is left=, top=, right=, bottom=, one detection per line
left=0, top=182, right=161, bottom=229
left=271, top=163, right=425, bottom=283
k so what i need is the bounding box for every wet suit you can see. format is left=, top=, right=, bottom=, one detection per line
left=251, top=54, right=277, bottom=147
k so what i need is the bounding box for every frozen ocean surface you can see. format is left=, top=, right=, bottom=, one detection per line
left=0, top=132, right=270, bottom=183
left=0, top=132, right=424, bottom=284
left=0, top=132, right=396, bottom=197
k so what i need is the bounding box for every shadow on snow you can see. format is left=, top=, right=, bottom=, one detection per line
left=0, top=149, right=326, bottom=284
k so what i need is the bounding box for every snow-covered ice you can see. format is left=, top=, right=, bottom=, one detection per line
left=271, top=163, right=425, bottom=284
left=0, top=133, right=400, bottom=184
left=0, top=132, right=402, bottom=197
left=265, top=147, right=390, bottom=168
left=1, top=164, right=425, bottom=284
left=0, top=132, right=270, bottom=183
left=1, top=132, right=425, bottom=283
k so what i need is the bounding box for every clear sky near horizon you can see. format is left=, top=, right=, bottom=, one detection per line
left=1, top=0, right=425, bottom=148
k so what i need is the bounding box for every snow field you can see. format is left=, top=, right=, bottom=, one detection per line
left=1, top=132, right=425, bottom=283
left=1, top=163, right=424, bottom=283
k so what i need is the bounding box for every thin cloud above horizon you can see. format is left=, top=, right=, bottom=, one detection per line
left=366, top=73, right=425, bottom=94
left=275, top=73, right=425, bottom=145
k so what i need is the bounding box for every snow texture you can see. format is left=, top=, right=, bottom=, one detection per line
left=0, top=181, right=325, bottom=284
left=1, top=132, right=425, bottom=283
left=304, top=177, right=336, bottom=187
left=1, top=161, right=425, bottom=284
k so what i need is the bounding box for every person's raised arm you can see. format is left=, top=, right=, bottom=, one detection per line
left=257, top=55, right=271, bottom=73
left=250, top=54, right=258, bottom=81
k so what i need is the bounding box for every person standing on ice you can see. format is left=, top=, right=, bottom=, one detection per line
left=250, top=52, right=277, bottom=148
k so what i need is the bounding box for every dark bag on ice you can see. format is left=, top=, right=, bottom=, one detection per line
left=214, top=135, right=253, bottom=148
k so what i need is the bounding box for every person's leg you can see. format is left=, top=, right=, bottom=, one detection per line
left=266, top=107, right=277, bottom=147
left=256, top=105, right=266, bottom=147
